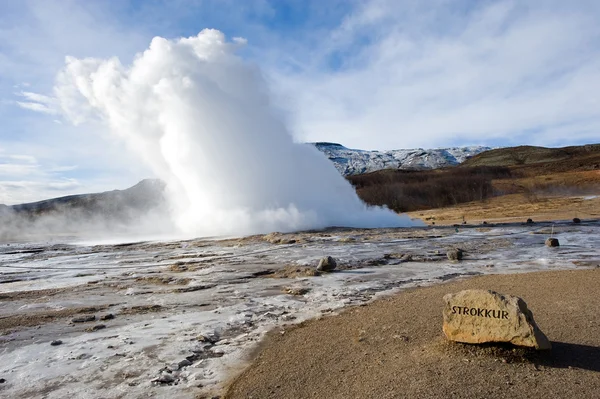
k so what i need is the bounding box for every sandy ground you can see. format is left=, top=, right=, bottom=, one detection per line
left=408, top=194, right=600, bottom=225
left=225, top=269, right=600, bottom=399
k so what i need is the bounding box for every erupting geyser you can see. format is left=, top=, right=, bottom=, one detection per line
left=55, top=29, right=419, bottom=236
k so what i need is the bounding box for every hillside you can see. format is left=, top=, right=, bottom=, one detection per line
left=0, top=179, right=167, bottom=240
left=461, top=144, right=600, bottom=171
left=349, top=143, right=600, bottom=217
left=313, top=142, right=490, bottom=175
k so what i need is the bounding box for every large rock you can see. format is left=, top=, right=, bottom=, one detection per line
left=316, top=256, right=337, bottom=272
left=442, top=289, right=551, bottom=350
left=446, top=248, right=464, bottom=261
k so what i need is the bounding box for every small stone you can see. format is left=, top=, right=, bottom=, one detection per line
left=100, top=314, right=115, bottom=320
left=71, top=315, right=95, bottom=323
left=545, top=238, right=559, bottom=247
left=283, top=287, right=310, bottom=296
left=50, top=340, right=63, bottom=346
left=526, top=218, right=534, bottom=224
left=442, top=289, right=551, bottom=350
left=178, top=359, right=192, bottom=368
left=316, top=256, right=337, bottom=272
left=153, top=372, right=175, bottom=384
left=572, top=218, right=581, bottom=224
left=86, top=324, right=106, bottom=332
left=446, top=249, right=464, bottom=261
left=196, top=332, right=219, bottom=344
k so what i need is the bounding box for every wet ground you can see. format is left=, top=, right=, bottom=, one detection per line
left=1, top=220, right=599, bottom=398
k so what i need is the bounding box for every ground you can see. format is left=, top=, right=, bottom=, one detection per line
left=408, top=193, right=600, bottom=225
left=1, top=202, right=599, bottom=398
left=225, top=269, right=600, bottom=399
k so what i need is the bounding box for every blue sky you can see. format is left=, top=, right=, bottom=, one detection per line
left=1, top=0, right=600, bottom=204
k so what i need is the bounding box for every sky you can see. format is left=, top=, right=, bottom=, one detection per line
left=1, top=0, right=599, bottom=204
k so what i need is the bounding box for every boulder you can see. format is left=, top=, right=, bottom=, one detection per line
left=446, top=248, right=464, bottom=261
left=316, top=256, right=337, bottom=272
left=545, top=238, right=559, bottom=247
left=442, top=289, right=551, bottom=350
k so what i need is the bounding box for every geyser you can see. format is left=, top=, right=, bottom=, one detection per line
left=55, top=29, right=419, bottom=236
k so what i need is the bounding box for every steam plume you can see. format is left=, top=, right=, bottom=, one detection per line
left=55, top=29, right=419, bottom=236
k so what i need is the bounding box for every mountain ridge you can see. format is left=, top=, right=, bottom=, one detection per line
left=312, top=142, right=491, bottom=175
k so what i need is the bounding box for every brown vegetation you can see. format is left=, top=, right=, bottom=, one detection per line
left=349, top=144, right=600, bottom=214
left=348, top=166, right=512, bottom=212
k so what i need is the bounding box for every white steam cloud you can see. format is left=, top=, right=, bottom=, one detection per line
left=54, top=29, right=418, bottom=236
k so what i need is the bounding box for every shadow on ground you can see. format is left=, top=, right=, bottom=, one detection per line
left=446, top=340, right=600, bottom=372
left=536, top=342, right=600, bottom=372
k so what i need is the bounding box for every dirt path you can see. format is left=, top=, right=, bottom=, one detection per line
left=225, top=269, right=600, bottom=399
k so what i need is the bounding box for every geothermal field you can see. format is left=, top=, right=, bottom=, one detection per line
left=2, top=21, right=600, bottom=398
left=1, top=220, right=599, bottom=398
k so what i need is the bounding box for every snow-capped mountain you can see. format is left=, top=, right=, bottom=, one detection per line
left=313, top=142, right=492, bottom=175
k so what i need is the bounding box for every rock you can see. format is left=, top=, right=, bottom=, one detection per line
left=71, top=315, right=96, bottom=323
left=153, top=372, right=175, bottom=384
left=526, top=218, right=534, bottom=224
left=442, top=289, right=551, bottom=350
left=178, top=359, right=192, bottom=368
left=196, top=332, right=219, bottom=344
left=316, top=256, right=337, bottom=272
left=86, top=324, right=106, bottom=332
left=100, top=314, right=115, bottom=320
left=283, top=287, right=310, bottom=296
left=573, top=217, right=581, bottom=224
left=0, top=378, right=5, bottom=383
left=264, top=232, right=283, bottom=244
left=446, top=249, right=463, bottom=261
left=545, top=238, right=559, bottom=247
left=167, top=363, right=180, bottom=372
left=50, top=340, right=63, bottom=346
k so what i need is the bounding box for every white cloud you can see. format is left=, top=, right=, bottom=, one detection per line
left=0, top=163, right=38, bottom=175
left=271, top=0, right=600, bottom=149
left=8, top=154, right=37, bottom=163
left=2, top=0, right=600, bottom=206
left=15, top=101, right=57, bottom=114
left=0, top=178, right=82, bottom=204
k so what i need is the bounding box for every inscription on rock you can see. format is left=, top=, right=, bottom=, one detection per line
left=443, top=289, right=551, bottom=350
left=452, top=306, right=508, bottom=319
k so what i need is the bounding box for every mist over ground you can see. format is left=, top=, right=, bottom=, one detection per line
left=6, top=29, right=417, bottom=240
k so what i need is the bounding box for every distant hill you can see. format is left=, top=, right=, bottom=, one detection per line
left=347, top=143, right=600, bottom=213
left=313, top=142, right=491, bottom=175
left=461, top=144, right=600, bottom=171
left=0, top=179, right=168, bottom=240
left=5, top=179, right=166, bottom=218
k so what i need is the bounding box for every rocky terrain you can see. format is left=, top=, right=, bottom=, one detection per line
left=1, top=221, right=599, bottom=398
